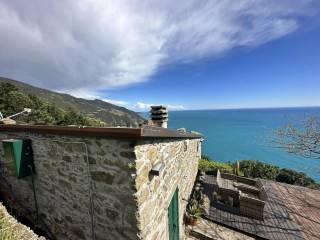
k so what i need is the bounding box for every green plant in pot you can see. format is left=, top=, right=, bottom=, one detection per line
left=186, top=203, right=202, bottom=225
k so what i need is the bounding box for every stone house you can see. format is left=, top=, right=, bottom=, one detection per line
left=0, top=114, right=202, bottom=239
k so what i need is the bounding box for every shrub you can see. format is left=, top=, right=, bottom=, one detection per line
left=239, top=160, right=280, bottom=180
left=199, top=158, right=233, bottom=173
left=276, top=168, right=319, bottom=189
left=238, top=160, right=320, bottom=190
left=201, top=154, right=211, bottom=161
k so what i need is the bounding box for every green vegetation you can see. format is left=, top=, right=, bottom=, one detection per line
left=239, top=160, right=280, bottom=180
left=239, top=160, right=320, bottom=189
left=186, top=203, right=202, bottom=219
left=199, top=155, right=233, bottom=173
left=276, top=168, right=320, bottom=189
left=0, top=77, right=144, bottom=127
left=0, top=83, right=101, bottom=126
left=199, top=155, right=320, bottom=190
left=0, top=203, right=41, bottom=240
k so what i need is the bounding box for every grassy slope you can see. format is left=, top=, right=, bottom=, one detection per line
left=0, top=77, right=144, bottom=127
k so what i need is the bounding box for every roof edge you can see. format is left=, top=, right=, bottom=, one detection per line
left=141, top=125, right=202, bottom=139
left=0, top=124, right=142, bottom=138
left=0, top=124, right=202, bottom=139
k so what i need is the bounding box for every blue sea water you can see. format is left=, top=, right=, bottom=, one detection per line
left=141, top=107, right=320, bottom=181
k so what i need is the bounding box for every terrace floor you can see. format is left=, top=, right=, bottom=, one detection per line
left=203, top=175, right=320, bottom=240
left=187, top=218, right=254, bottom=240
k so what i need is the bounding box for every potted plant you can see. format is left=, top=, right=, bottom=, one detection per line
left=186, top=203, right=201, bottom=226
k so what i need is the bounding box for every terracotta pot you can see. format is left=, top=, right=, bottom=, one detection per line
left=186, top=216, right=198, bottom=226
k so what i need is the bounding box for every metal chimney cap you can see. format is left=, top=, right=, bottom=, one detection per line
left=150, top=105, right=168, bottom=128
left=150, top=105, right=167, bottom=110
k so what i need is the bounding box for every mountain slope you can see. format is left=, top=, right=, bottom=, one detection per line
left=0, top=77, right=144, bottom=127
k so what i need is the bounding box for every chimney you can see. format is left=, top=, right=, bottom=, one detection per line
left=150, top=105, right=168, bottom=128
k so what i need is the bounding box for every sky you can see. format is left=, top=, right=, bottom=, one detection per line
left=0, top=0, right=320, bottom=111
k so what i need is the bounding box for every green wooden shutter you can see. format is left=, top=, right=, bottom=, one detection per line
left=2, top=139, right=34, bottom=178
left=168, top=188, right=179, bottom=240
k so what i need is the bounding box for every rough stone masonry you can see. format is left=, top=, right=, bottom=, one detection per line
left=0, top=125, right=201, bottom=240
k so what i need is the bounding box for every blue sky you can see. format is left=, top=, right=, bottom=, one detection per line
left=105, top=26, right=320, bottom=110
left=1, top=1, right=320, bottom=111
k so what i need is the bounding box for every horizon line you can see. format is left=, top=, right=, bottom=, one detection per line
left=136, top=105, right=320, bottom=113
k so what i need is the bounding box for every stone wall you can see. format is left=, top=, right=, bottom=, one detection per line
left=0, top=130, right=201, bottom=240
left=0, top=131, right=139, bottom=240
left=134, top=138, right=201, bottom=240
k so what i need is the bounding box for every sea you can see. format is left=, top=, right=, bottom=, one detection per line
left=140, top=107, right=320, bottom=181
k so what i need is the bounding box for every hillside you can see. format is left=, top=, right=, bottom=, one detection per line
left=0, top=77, right=144, bottom=127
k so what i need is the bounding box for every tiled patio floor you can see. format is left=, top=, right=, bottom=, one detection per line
left=202, top=174, right=320, bottom=240
left=186, top=218, right=254, bottom=240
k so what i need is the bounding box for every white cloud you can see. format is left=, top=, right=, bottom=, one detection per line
left=0, top=0, right=319, bottom=95
left=167, top=105, right=186, bottom=110
left=62, top=89, right=100, bottom=100
left=135, top=102, right=153, bottom=110
left=134, top=102, right=186, bottom=111
left=60, top=89, right=129, bottom=106
left=102, top=99, right=128, bottom=106
left=61, top=89, right=129, bottom=106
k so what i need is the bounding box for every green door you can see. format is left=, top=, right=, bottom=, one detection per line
left=168, top=188, right=179, bottom=240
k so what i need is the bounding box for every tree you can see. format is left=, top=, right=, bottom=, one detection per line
left=274, top=117, right=320, bottom=159
left=0, top=83, right=98, bottom=126
left=276, top=168, right=316, bottom=187
left=239, top=160, right=280, bottom=180
left=60, top=109, right=90, bottom=126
